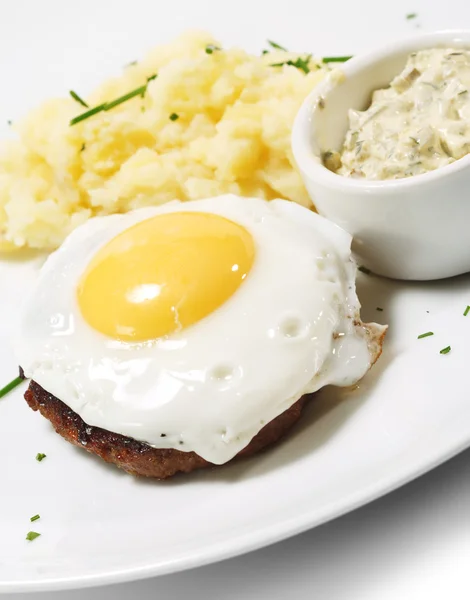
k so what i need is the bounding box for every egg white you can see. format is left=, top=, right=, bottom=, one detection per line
left=16, top=195, right=384, bottom=464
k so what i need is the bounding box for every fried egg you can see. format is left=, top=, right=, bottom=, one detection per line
left=16, top=195, right=385, bottom=464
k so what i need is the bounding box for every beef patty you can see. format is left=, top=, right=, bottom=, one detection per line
left=25, top=380, right=310, bottom=479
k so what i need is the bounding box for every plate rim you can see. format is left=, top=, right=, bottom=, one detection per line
left=1, top=435, right=468, bottom=594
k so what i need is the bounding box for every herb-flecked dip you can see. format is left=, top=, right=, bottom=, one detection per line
left=325, top=48, right=470, bottom=180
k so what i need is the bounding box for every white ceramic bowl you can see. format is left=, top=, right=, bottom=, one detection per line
left=292, top=30, right=470, bottom=281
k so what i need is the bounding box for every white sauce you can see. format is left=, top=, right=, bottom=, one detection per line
left=331, top=48, right=470, bottom=180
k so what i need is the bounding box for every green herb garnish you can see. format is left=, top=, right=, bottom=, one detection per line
left=70, top=74, right=157, bottom=126
left=271, top=55, right=311, bottom=74
left=291, top=56, right=311, bottom=73
left=464, top=305, right=470, bottom=316
left=69, top=90, right=88, bottom=108
left=26, top=531, right=41, bottom=542
left=80, top=143, right=86, bottom=152
left=440, top=345, right=451, bottom=355
left=261, top=49, right=269, bottom=55
left=169, top=113, right=179, bottom=121
left=0, top=376, right=24, bottom=399
left=322, top=56, right=353, bottom=64
left=7, top=120, right=12, bottom=126
left=70, top=103, right=107, bottom=126
left=104, top=86, right=147, bottom=111
left=36, top=453, right=46, bottom=462
left=417, top=331, right=434, bottom=339
left=205, top=44, right=221, bottom=54
left=358, top=265, right=371, bottom=275
left=406, top=12, right=417, bottom=19
left=30, top=515, right=40, bottom=522
left=268, top=40, right=288, bottom=51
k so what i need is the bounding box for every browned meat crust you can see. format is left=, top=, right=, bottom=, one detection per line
left=25, top=380, right=310, bottom=479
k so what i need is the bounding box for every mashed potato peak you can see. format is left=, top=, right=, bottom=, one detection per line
left=0, top=31, right=327, bottom=251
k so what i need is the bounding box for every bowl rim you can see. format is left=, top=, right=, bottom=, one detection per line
left=292, top=29, right=470, bottom=194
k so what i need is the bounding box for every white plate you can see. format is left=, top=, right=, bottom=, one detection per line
left=2, top=0, right=470, bottom=593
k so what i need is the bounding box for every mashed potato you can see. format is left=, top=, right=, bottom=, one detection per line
left=0, top=31, right=327, bottom=251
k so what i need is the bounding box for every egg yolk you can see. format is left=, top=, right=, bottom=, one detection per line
left=77, top=212, right=255, bottom=341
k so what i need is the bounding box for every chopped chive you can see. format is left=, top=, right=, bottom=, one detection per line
left=26, top=531, right=41, bottom=542
left=376, top=307, right=384, bottom=312
left=69, top=90, right=88, bottom=108
left=36, top=453, right=46, bottom=462
left=70, top=103, right=107, bottom=126
left=417, top=331, right=434, bottom=339
left=205, top=44, right=221, bottom=54
left=458, top=90, right=468, bottom=96
left=126, top=60, right=138, bottom=67
left=464, top=305, right=470, bottom=316
left=80, top=143, right=86, bottom=152
left=0, top=376, right=24, bottom=399
left=440, top=345, right=451, bottom=355
left=271, top=55, right=311, bottom=74
left=169, top=113, right=179, bottom=121
left=293, top=56, right=311, bottom=74
left=406, top=12, right=417, bottom=19
left=261, top=49, right=269, bottom=55
left=268, top=40, right=288, bottom=51
left=358, top=265, right=371, bottom=274
left=322, top=56, right=353, bottom=63
left=104, top=86, right=147, bottom=111
left=30, top=514, right=40, bottom=522
left=70, top=74, right=157, bottom=126
left=7, top=119, right=12, bottom=126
